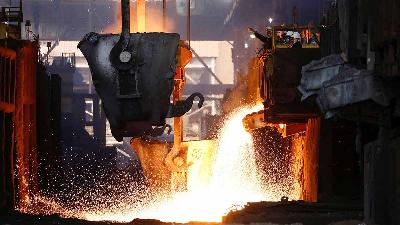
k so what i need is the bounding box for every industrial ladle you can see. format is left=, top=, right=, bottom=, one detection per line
left=78, top=0, right=204, bottom=141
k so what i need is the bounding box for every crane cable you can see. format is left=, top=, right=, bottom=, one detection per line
left=187, top=0, right=191, bottom=47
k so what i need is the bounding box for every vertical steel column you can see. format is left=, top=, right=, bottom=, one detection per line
left=14, top=42, right=38, bottom=210
left=302, top=117, right=320, bottom=202
left=15, top=46, right=28, bottom=209
left=171, top=67, right=186, bottom=192
left=0, top=42, right=38, bottom=211
left=166, top=43, right=192, bottom=192
left=0, top=48, right=17, bottom=211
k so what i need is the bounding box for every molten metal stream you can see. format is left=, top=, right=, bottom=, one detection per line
left=24, top=104, right=301, bottom=223
left=82, top=104, right=300, bottom=222
left=132, top=104, right=268, bottom=222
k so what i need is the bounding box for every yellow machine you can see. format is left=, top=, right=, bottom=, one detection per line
left=247, top=25, right=320, bottom=105
left=244, top=25, right=321, bottom=130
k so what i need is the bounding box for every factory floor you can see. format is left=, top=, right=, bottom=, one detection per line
left=0, top=201, right=363, bottom=225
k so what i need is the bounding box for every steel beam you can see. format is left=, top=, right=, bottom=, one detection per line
left=189, top=46, right=223, bottom=85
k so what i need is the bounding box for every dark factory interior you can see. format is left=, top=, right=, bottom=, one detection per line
left=0, top=0, right=399, bottom=225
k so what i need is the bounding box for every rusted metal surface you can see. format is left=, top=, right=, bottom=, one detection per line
left=0, top=46, right=16, bottom=58
left=0, top=46, right=17, bottom=211
left=15, top=41, right=39, bottom=209
left=0, top=40, right=38, bottom=211
left=131, top=138, right=216, bottom=195
left=246, top=57, right=265, bottom=104
left=165, top=42, right=192, bottom=191
left=249, top=117, right=319, bottom=203
left=302, top=117, right=320, bottom=202
left=131, top=138, right=173, bottom=194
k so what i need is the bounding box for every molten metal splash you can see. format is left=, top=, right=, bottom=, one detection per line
left=131, top=104, right=269, bottom=222
left=24, top=104, right=301, bottom=223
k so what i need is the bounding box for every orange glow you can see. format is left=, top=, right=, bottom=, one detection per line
left=104, top=3, right=174, bottom=34
left=132, top=105, right=271, bottom=222
left=83, top=104, right=301, bottom=223
left=22, top=104, right=305, bottom=223
left=277, top=123, right=287, bottom=137
left=137, top=0, right=146, bottom=32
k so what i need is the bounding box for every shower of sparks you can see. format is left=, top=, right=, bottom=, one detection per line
left=21, top=104, right=302, bottom=223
